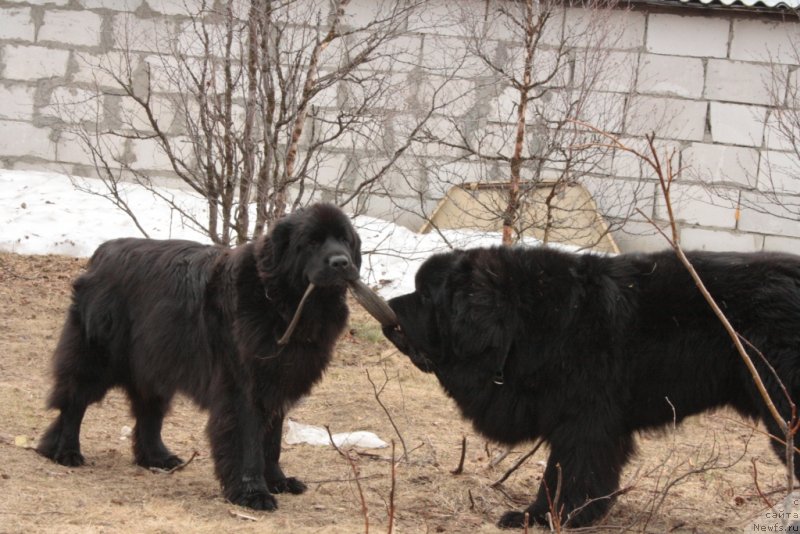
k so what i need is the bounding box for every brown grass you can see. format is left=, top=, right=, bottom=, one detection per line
left=0, top=252, right=788, bottom=533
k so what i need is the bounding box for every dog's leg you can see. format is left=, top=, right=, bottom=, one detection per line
left=37, top=402, right=90, bottom=467
left=498, top=429, right=634, bottom=529
left=263, top=414, right=307, bottom=495
left=37, top=309, right=111, bottom=467
left=129, top=391, right=183, bottom=470
left=208, top=385, right=275, bottom=510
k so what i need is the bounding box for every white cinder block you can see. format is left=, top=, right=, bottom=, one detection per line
left=706, top=60, right=777, bottom=106
left=0, top=84, right=36, bottom=121
left=764, top=110, right=795, bottom=151
left=112, top=14, right=177, bottom=54
left=637, top=54, right=704, bottom=99
left=626, top=96, right=706, bottom=141
left=41, top=87, right=103, bottom=124
left=407, top=0, right=466, bottom=37
left=129, top=137, right=176, bottom=171
left=0, top=8, right=35, bottom=41
left=311, top=153, right=350, bottom=189
left=582, top=177, right=655, bottom=222
left=564, top=8, right=645, bottom=50
left=763, top=235, right=800, bottom=255
left=588, top=51, right=637, bottom=93
left=739, top=191, right=800, bottom=238
left=0, top=120, right=54, bottom=159
left=647, top=13, right=729, bottom=58
left=730, top=19, right=800, bottom=64
left=681, top=143, right=759, bottom=188
left=679, top=227, right=763, bottom=252
left=610, top=220, right=673, bottom=253
left=56, top=130, right=130, bottom=166
left=655, top=184, right=739, bottom=229
left=709, top=102, right=765, bottom=147
left=81, top=0, right=142, bottom=10
left=147, top=0, right=207, bottom=16
left=2, top=45, right=70, bottom=81
left=39, top=10, right=104, bottom=47
left=758, top=150, right=800, bottom=195
left=4, top=0, right=68, bottom=5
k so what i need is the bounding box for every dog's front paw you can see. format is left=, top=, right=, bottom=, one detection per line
left=137, top=454, right=184, bottom=470
left=228, top=479, right=277, bottom=511
left=38, top=445, right=85, bottom=467
left=267, top=476, right=307, bottom=495
left=498, top=509, right=548, bottom=529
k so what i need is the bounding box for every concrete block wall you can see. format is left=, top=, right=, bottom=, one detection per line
left=0, top=0, right=799, bottom=253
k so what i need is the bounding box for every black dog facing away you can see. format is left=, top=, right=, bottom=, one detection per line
left=37, top=203, right=360, bottom=511
left=383, top=246, right=800, bottom=528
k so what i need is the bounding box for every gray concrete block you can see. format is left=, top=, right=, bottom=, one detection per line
left=564, top=8, right=645, bottom=50
left=637, top=54, right=704, bottom=99
left=679, top=227, right=763, bottom=252
left=655, top=184, right=739, bottom=229
left=730, top=19, right=799, bottom=64
left=738, top=191, right=800, bottom=238
left=647, top=13, right=729, bottom=58
left=0, top=7, right=35, bottom=41
left=706, top=60, right=778, bottom=106
left=0, top=84, right=36, bottom=121
left=2, top=45, right=70, bottom=81
left=0, top=120, right=54, bottom=159
left=763, top=235, right=800, bottom=255
left=681, top=143, right=759, bottom=188
left=39, top=10, right=104, bottom=47
left=709, top=102, right=765, bottom=147
left=757, top=150, right=800, bottom=194
left=626, top=96, right=706, bottom=141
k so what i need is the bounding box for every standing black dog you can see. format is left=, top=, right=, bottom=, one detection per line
left=383, top=246, right=800, bottom=528
left=37, top=203, right=360, bottom=511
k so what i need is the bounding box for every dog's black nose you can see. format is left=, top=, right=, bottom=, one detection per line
left=328, top=254, right=350, bottom=269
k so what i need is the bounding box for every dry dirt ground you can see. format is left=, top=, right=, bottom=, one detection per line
left=0, top=251, right=792, bottom=533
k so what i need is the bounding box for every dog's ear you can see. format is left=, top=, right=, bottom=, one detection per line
left=445, top=255, right=516, bottom=383
left=257, top=214, right=299, bottom=280
left=350, top=225, right=362, bottom=270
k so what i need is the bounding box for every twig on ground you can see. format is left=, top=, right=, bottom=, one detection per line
left=365, top=367, right=408, bottom=460
left=325, top=425, right=347, bottom=458
left=388, top=440, right=397, bottom=534
left=491, top=439, right=544, bottom=487
left=452, top=436, right=467, bottom=475
left=228, top=509, right=259, bottom=521
left=490, top=447, right=511, bottom=468
left=149, top=450, right=198, bottom=474
left=752, top=458, right=776, bottom=510
left=346, top=452, right=369, bottom=534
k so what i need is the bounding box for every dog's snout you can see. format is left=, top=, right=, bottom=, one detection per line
left=328, top=254, right=350, bottom=270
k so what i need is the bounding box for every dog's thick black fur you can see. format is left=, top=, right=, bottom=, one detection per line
left=37, top=203, right=360, bottom=510
left=383, top=246, right=800, bottom=528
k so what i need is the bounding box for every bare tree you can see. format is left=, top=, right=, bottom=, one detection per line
left=391, top=0, right=641, bottom=248
left=56, top=0, right=425, bottom=245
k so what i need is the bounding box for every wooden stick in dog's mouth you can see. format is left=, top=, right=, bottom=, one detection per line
left=348, top=279, right=398, bottom=328
left=277, top=283, right=316, bottom=345
left=277, top=279, right=398, bottom=345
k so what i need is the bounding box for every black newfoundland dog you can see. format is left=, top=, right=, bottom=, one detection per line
left=383, top=246, right=800, bottom=528
left=38, top=203, right=360, bottom=511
